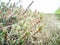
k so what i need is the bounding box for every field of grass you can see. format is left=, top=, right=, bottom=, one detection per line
left=0, top=1, right=60, bottom=45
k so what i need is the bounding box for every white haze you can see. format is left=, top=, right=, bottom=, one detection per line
left=0, top=0, right=60, bottom=13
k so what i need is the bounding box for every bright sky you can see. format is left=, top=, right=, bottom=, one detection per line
left=0, top=0, right=60, bottom=13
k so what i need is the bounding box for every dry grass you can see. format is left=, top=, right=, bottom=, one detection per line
left=0, top=1, right=60, bottom=45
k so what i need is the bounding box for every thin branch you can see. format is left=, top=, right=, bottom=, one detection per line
left=22, top=1, right=34, bottom=15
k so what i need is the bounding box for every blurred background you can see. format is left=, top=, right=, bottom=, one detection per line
left=0, top=0, right=60, bottom=13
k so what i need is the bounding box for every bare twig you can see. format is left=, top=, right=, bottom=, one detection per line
left=22, top=1, right=34, bottom=15
left=6, top=0, right=11, bottom=6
